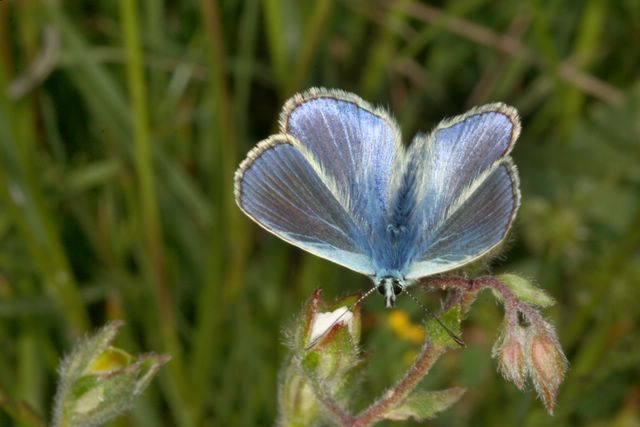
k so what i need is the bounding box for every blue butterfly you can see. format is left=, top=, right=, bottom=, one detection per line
left=234, top=88, right=521, bottom=308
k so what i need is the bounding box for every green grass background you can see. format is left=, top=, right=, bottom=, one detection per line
left=0, top=0, right=638, bottom=426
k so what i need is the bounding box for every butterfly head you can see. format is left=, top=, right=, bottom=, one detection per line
left=376, top=276, right=405, bottom=308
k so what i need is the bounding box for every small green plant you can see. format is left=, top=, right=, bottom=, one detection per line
left=52, top=321, right=170, bottom=427
left=1, top=322, right=169, bottom=427
left=278, top=275, right=566, bottom=427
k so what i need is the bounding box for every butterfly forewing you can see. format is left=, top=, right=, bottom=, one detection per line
left=234, top=135, right=375, bottom=275
left=281, top=89, right=402, bottom=224
left=409, top=105, right=519, bottom=231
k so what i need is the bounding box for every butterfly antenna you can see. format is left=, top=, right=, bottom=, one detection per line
left=304, top=286, right=378, bottom=351
left=403, top=287, right=466, bottom=347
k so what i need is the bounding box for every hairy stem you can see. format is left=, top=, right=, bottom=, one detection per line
left=312, top=339, right=446, bottom=427
left=351, top=341, right=445, bottom=427
left=420, top=276, right=547, bottom=328
left=312, top=379, right=354, bottom=426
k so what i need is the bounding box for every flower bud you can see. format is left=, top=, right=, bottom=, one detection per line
left=493, top=324, right=527, bottom=390
left=496, top=274, right=555, bottom=308
left=309, top=306, right=355, bottom=345
left=526, top=325, right=568, bottom=415
left=279, top=290, right=362, bottom=426
left=52, top=321, right=170, bottom=427
left=298, top=290, right=361, bottom=358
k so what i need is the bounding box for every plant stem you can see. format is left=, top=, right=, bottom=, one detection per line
left=119, top=1, right=193, bottom=425
left=420, top=276, right=547, bottom=328
left=311, top=379, right=355, bottom=426
left=312, top=340, right=446, bottom=427
left=286, top=0, right=334, bottom=96
left=351, top=341, right=446, bottom=427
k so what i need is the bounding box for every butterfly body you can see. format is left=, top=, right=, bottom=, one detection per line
left=235, top=88, right=521, bottom=307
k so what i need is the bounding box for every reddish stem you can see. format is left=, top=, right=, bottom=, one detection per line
left=351, top=342, right=445, bottom=427
left=315, top=387, right=354, bottom=426
left=312, top=339, right=445, bottom=427
left=420, top=276, right=547, bottom=329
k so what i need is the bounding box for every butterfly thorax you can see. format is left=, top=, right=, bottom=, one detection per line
left=367, top=222, right=418, bottom=310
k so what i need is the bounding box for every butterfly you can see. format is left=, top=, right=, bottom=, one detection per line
left=234, top=88, right=521, bottom=308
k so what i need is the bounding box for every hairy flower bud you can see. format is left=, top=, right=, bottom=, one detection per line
left=526, top=325, right=568, bottom=414
left=52, top=321, right=170, bottom=427
left=279, top=290, right=362, bottom=426
left=309, top=306, right=355, bottom=344
left=493, top=324, right=527, bottom=390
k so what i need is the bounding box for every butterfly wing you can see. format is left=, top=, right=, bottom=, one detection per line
left=236, top=88, right=404, bottom=275
left=404, top=104, right=521, bottom=279
left=280, top=88, right=403, bottom=222
left=234, top=135, right=375, bottom=275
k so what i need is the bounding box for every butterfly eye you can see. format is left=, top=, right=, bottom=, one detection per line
left=392, top=280, right=403, bottom=295
left=376, top=283, right=386, bottom=295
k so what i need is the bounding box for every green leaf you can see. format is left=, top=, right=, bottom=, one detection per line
left=278, top=357, right=321, bottom=427
left=496, top=274, right=556, bottom=308
left=385, top=387, right=466, bottom=421
left=424, top=306, right=462, bottom=348
left=301, top=351, right=320, bottom=373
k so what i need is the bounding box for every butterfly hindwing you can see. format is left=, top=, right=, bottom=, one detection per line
left=234, top=134, right=375, bottom=275
left=406, top=159, right=520, bottom=278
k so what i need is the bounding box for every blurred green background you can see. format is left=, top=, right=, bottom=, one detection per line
left=0, top=0, right=639, bottom=426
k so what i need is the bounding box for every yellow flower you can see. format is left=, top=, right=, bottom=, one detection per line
left=388, top=310, right=424, bottom=344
